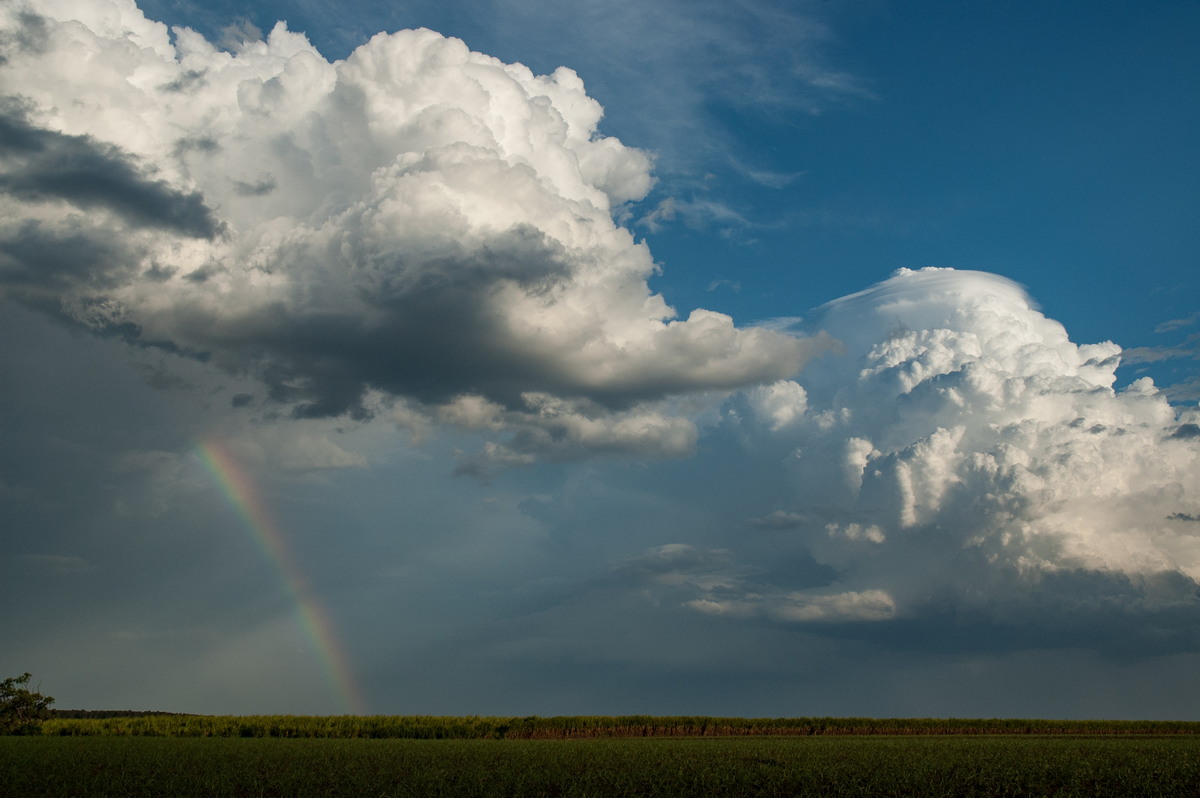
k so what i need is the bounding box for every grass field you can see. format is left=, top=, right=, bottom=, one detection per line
left=4, top=735, right=1200, bottom=797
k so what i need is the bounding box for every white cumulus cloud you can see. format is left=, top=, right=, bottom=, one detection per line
left=0, top=0, right=818, bottom=460
left=659, top=268, right=1200, bottom=642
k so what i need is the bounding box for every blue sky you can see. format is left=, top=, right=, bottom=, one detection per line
left=2, top=0, right=1199, bottom=718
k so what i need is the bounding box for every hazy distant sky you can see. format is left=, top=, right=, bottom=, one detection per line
left=3, top=0, right=1199, bottom=718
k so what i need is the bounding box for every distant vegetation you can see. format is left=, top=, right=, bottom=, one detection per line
left=39, top=714, right=1200, bottom=739
left=50, top=709, right=195, bottom=719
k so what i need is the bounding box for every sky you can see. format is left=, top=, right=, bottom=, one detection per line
left=2, top=0, right=1199, bottom=719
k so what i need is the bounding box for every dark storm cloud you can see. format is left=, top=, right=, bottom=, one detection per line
left=0, top=103, right=220, bottom=239
left=0, top=217, right=139, bottom=290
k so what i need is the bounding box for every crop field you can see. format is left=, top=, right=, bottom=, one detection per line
left=37, top=713, right=1200, bottom=738
left=4, top=734, right=1200, bottom=797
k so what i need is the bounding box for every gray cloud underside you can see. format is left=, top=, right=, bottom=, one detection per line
left=0, top=102, right=219, bottom=238
left=621, top=547, right=1200, bottom=655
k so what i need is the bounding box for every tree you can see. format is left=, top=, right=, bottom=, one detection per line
left=0, top=673, right=54, bottom=735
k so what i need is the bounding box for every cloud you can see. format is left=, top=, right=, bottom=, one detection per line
left=1122, top=342, right=1199, bottom=365
left=707, top=279, right=741, bottom=293
left=729, top=156, right=805, bottom=189
left=0, top=100, right=220, bottom=238
left=1155, top=312, right=1200, bottom=334
left=637, top=196, right=756, bottom=235
left=645, top=268, right=1200, bottom=646
left=687, top=588, right=896, bottom=624
left=0, top=0, right=820, bottom=459
left=616, top=543, right=738, bottom=589
left=1118, top=331, right=1195, bottom=379
left=1160, top=378, right=1200, bottom=405
left=747, top=510, right=809, bottom=530
left=450, top=394, right=700, bottom=477
left=1121, top=333, right=1200, bottom=400
left=1170, top=423, right=1200, bottom=440
left=1121, top=316, right=1200, bottom=401
left=617, top=543, right=893, bottom=624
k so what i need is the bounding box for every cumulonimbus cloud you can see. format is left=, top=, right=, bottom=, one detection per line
left=0, top=0, right=819, bottom=458
left=639, top=268, right=1200, bottom=642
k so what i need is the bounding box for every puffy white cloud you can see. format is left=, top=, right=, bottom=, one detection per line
left=668, top=268, right=1200, bottom=639
left=0, top=0, right=816, bottom=457
left=744, top=380, right=808, bottom=431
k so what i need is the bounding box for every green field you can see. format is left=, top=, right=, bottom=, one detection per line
left=4, top=735, right=1200, bottom=797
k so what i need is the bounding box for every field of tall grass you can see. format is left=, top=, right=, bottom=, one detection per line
left=39, top=713, right=1200, bottom=739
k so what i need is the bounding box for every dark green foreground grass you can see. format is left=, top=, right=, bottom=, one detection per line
left=4, top=735, right=1200, bottom=797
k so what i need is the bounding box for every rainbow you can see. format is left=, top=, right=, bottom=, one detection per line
left=195, top=438, right=366, bottom=714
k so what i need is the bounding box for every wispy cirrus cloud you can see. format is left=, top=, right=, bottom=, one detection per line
left=1155, top=311, right=1200, bottom=334
left=475, top=0, right=871, bottom=178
